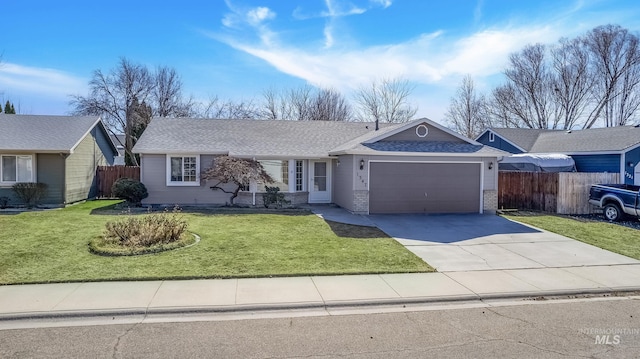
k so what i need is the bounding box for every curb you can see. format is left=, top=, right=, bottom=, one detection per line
left=2, top=288, right=640, bottom=322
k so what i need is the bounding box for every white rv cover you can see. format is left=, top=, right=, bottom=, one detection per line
left=499, top=153, right=576, bottom=172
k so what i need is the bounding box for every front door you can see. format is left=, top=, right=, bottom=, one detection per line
left=309, top=160, right=331, bottom=203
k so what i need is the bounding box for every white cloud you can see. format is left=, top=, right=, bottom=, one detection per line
left=221, top=1, right=276, bottom=29
left=220, top=23, right=551, bottom=92
left=246, top=7, right=276, bottom=26
left=0, top=63, right=87, bottom=114
left=0, top=63, right=86, bottom=98
left=370, top=0, right=392, bottom=8
left=323, top=0, right=366, bottom=17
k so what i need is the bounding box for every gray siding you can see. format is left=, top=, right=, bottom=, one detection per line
left=65, top=132, right=108, bottom=203
left=37, top=153, right=65, bottom=204
left=332, top=155, right=354, bottom=211
left=94, top=126, right=117, bottom=165
left=141, top=154, right=236, bottom=205
left=381, top=123, right=466, bottom=143
left=0, top=154, right=65, bottom=206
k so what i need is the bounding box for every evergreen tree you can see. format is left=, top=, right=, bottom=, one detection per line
left=3, top=101, right=15, bottom=114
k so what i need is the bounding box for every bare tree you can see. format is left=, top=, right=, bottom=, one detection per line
left=198, top=96, right=261, bottom=119
left=491, top=44, right=559, bottom=129
left=288, top=85, right=313, bottom=121
left=550, top=38, right=594, bottom=129
left=262, top=87, right=284, bottom=120
left=70, top=58, right=195, bottom=165
left=261, top=85, right=351, bottom=121
left=353, top=77, right=418, bottom=126
left=202, top=156, right=273, bottom=205
left=153, top=66, right=195, bottom=118
left=583, top=24, right=640, bottom=127
left=309, top=88, right=352, bottom=121
left=445, top=75, right=489, bottom=138
left=70, top=58, right=155, bottom=165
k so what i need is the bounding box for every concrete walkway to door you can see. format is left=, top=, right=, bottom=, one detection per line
left=368, top=214, right=640, bottom=272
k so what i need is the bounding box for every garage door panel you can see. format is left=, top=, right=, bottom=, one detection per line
left=369, top=162, right=481, bottom=214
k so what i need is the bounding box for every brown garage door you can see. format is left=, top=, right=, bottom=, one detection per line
left=369, top=162, right=481, bottom=214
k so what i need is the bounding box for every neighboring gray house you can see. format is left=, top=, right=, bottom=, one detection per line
left=0, top=114, right=118, bottom=206
left=477, top=126, right=640, bottom=185
left=133, top=118, right=504, bottom=214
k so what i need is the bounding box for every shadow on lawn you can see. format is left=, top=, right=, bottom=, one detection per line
left=324, top=220, right=389, bottom=239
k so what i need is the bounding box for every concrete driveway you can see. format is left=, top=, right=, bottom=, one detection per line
left=368, top=214, right=640, bottom=272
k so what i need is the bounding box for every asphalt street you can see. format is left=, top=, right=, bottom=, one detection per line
left=1, top=296, right=639, bottom=358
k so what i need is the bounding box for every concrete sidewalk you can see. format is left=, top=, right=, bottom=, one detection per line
left=2, top=264, right=640, bottom=321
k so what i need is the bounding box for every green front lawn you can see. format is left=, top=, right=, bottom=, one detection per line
left=0, top=201, right=432, bottom=284
left=504, top=213, right=640, bottom=260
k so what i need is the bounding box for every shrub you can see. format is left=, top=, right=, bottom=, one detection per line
left=12, top=182, right=47, bottom=208
left=262, top=186, right=290, bottom=208
left=103, top=207, right=188, bottom=248
left=0, top=196, right=9, bottom=209
left=111, top=178, right=148, bottom=205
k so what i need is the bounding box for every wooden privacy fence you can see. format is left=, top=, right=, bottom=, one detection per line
left=498, top=172, right=620, bottom=214
left=96, top=166, right=140, bottom=198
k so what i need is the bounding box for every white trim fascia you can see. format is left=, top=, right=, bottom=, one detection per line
left=622, top=141, right=640, bottom=153
left=68, top=116, right=102, bottom=154
left=548, top=150, right=623, bottom=155
left=479, top=162, right=484, bottom=214
left=330, top=150, right=501, bottom=158
left=362, top=118, right=481, bottom=145
left=137, top=150, right=229, bottom=156
left=239, top=154, right=333, bottom=160
left=474, top=129, right=490, bottom=142
left=0, top=149, right=70, bottom=154
left=621, top=153, right=626, bottom=183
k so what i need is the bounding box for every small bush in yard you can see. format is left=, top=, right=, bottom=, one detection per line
left=0, top=196, right=9, bottom=209
left=12, top=182, right=47, bottom=208
left=111, top=178, right=148, bottom=206
left=262, top=186, right=290, bottom=208
left=102, top=207, right=188, bottom=248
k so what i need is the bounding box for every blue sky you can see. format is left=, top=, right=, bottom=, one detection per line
left=1, top=0, right=639, bottom=124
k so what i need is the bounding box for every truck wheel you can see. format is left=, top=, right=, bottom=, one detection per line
left=603, top=203, right=623, bottom=222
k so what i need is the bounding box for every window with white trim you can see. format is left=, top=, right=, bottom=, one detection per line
left=295, top=160, right=304, bottom=192
left=1, top=155, right=33, bottom=183
left=257, top=160, right=289, bottom=192
left=489, top=132, right=495, bottom=142
left=166, top=155, right=200, bottom=186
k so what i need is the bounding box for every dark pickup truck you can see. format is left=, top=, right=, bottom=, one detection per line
left=589, top=184, right=640, bottom=221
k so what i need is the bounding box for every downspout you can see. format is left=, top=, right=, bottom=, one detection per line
left=59, top=152, right=70, bottom=204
